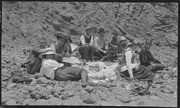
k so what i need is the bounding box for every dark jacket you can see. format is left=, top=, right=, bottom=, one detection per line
left=139, top=48, right=161, bottom=66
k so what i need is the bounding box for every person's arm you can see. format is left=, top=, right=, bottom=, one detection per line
left=80, top=35, right=86, bottom=46
left=125, top=51, right=134, bottom=79
left=148, top=50, right=161, bottom=64
left=94, top=37, right=101, bottom=50
left=35, top=60, right=64, bottom=79
left=89, top=36, right=94, bottom=46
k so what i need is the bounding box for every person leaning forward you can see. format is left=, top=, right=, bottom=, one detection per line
left=32, top=48, right=90, bottom=87
left=21, top=37, right=50, bottom=75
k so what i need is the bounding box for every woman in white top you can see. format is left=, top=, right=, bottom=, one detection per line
left=93, top=28, right=107, bottom=60
left=33, top=48, right=89, bottom=87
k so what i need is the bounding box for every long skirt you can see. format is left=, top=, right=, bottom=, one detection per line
left=54, top=67, right=84, bottom=81
left=120, top=65, right=154, bottom=81
left=119, top=64, right=165, bottom=81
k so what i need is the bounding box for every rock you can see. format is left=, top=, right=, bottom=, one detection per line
left=5, top=99, right=17, bottom=105
left=29, top=79, right=36, bottom=86
left=85, top=85, right=94, bottom=93
left=22, top=98, right=35, bottom=105
left=149, top=95, right=159, bottom=100
left=137, top=101, right=145, bottom=105
left=16, top=92, right=27, bottom=104
left=7, top=83, right=18, bottom=90
left=163, top=73, right=170, bottom=80
left=2, top=91, right=16, bottom=103
left=32, top=99, right=53, bottom=105
left=173, top=91, right=177, bottom=98
left=23, top=85, right=36, bottom=92
left=64, top=83, right=74, bottom=91
left=53, top=86, right=64, bottom=93
left=61, top=91, right=74, bottom=100
left=99, top=101, right=112, bottom=106
left=53, top=93, right=60, bottom=98
left=46, top=85, right=54, bottom=91
left=37, top=77, right=49, bottom=84
left=96, top=89, right=109, bottom=101
left=30, top=90, right=40, bottom=99
left=34, top=84, right=44, bottom=91
left=48, top=97, right=62, bottom=105
left=82, top=95, right=96, bottom=104
left=38, top=89, right=51, bottom=99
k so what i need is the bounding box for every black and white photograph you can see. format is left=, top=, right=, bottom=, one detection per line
left=1, top=1, right=178, bottom=107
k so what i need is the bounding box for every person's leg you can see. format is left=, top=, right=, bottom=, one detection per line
left=149, top=63, right=165, bottom=73
left=80, top=69, right=89, bottom=87
left=83, top=46, right=90, bottom=61
left=140, top=80, right=153, bottom=95
left=79, top=46, right=87, bottom=60
left=88, top=46, right=95, bottom=61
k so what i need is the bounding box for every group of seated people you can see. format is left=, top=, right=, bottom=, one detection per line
left=21, top=27, right=165, bottom=95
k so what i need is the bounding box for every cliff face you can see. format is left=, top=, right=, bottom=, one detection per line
left=2, top=2, right=178, bottom=67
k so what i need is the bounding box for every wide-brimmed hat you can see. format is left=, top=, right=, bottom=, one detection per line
left=39, top=48, right=57, bottom=58
left=54, top=32, right=67, bottom=40
left=98, top=28, right=105, bottom=34
left=66, top=35, right=72, bottom=43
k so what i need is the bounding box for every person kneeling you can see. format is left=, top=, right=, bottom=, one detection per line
left=33, top=48, right=89, bottom=87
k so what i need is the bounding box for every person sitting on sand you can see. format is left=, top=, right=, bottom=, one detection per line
left=33, top=48, right=90, bottom=87
left=78, top=27, right=95, bottom=62
left=116, top=38, right=165, bottom=95
left=93, top=28, right=107, bottom=60
left=21, top=37, right=50, bottom=75
left=101, top=33, right=125, bottom=62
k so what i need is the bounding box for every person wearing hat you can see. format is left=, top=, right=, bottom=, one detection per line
left=21, top=37, right=50, bottom=75
left=116, top=38, right=165, bottom=95
left=78, top=27, right=95, bottom=61
left=101, top=31, right=123, bottom=62
left=33, top=48, right=90, bottom=87
left=93, top=28, right=107, bottom=60
left=50, top=32, right=73, bottom=59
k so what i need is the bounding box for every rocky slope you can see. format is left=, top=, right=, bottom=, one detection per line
left=1, top=2, right=178, bottom=106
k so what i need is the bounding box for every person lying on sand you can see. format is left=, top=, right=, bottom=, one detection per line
left=32, top=48, right=89, bottom=87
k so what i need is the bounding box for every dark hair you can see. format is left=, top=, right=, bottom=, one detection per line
left=145, top=39, right=153, bottom=48
left=98, top=28, right=105, bottom=34
left=54, top=32, right=66, bottom=40
left=66, top=36, right=72, bottom=43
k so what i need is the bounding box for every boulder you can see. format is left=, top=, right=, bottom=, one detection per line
left=22, top=98, right=35, bottom=105
left=85, top=85, right=94, bottom=93
left=5, top=99, right=17, bottom=105
left=136, top=101, right=145, bottom=105
left=37, top=77, right=50, bottom=84
left=48, top=97, right=62, bottom=105
left=2, top=91, right=16, bottom=103
left=38, top=89, right=52, bottom=99
left=23, top=85, right=36, bottom=92
left=61, top=91, right=74, bottom=100
left=16, top=92, right=27, bottom=104
left=7, top=83, right=18, bottom=90
left=149, top=95, right=159, bottom=100
left=32, top=99, right=53, bottom=105
left=34, top=84, right=44, bottom=91
left=99, top=101, right=112, bottom=106
left=96, top=89, right=109, bottom=101
left=30, top=90, right=40, bottom=99
left=53, top=86, right=64, bottom=94
left=82, top=95, right=96, bottom=104
left=29, top=79, right=36, bottom=86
